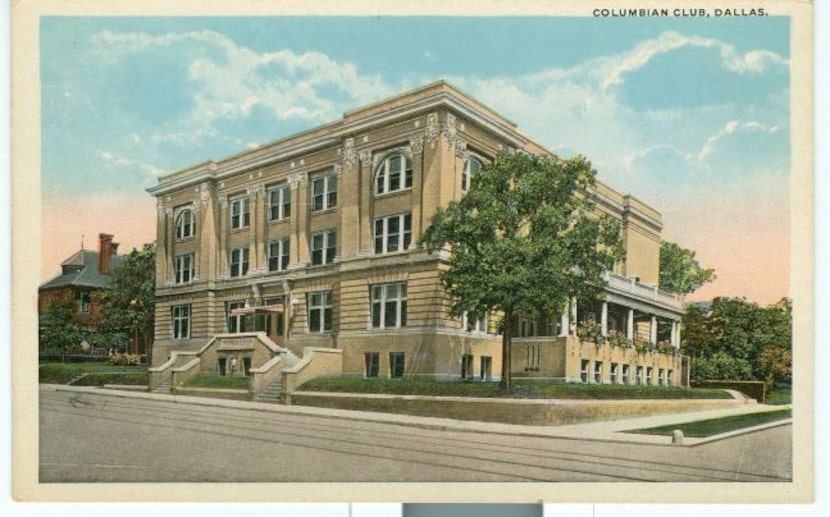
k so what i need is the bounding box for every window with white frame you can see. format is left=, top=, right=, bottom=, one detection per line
left=172, top=305, right=191, bottom=339
left=374, top=153, right=413, bottom=195
left=311, top=174, right=337, bottom=212
left=267, top=183, right=291, bottom=221
left=311, top=230, right=337, bottom=265
left=636, top=366, right=644, bottom=385
left=594, top=361, right=603, bottom=383
left=622, top=364, right=630, bottom=385
left=580, top=359, right=590, bottom=382
left=464, top=312, right=488, bottom=334
left=226, top=300, right=246, bottom=333
left=668, top=369, right=674, bottom=386
left=229, top=247, right=249, bottom=277
left=461, top=156, right=484, bottom=192
left=268, top=238, right=290, bottom=272
left=374, top=213, right=412, bottom=254
left=610, top=363, right=619, bottom=384
left=389, top=352, right=405, bottom=378
left=308, top=291, right=333, bottom=332
left=174, top=253, right=195, bottom=284
left=658, top=368, right=665, bottom=386
left=365, top=352, right=379, bottom=378
left=461, top=354, right=474, bottom=380
left=230, top=197, right=251, bottom=230
left=646, top=367, right=654, bottom=386
left=175, top=208, right=196, bottom=239
left=371, top=282, right=407, bottom=329
left=79, top=292, right=91, bottom=314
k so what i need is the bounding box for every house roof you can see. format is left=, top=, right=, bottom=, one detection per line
left=39, top=250, right=125, bottom=291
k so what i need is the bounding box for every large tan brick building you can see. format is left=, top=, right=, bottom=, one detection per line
left=147, top=81, right=686, bottom=390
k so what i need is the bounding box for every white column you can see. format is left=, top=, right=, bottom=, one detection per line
left=560, top=311, right=569, bottom=337
left=601, top=302, right=608, bottom=336
left=627, top=309, right=634, bottom=340
left=650, top=315, right=658, bottom=344
left=570, top=298, right=578, bottom=335
left=675, top=322, right=681, bottom=348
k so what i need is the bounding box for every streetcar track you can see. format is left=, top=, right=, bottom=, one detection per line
left=41, top=394, right=787, bottom=482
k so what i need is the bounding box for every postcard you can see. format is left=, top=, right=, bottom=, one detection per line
left=10, top=0, right=815, bottom=506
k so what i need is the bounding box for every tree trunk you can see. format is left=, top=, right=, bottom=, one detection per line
left=500, top=309, right=513, bottom=392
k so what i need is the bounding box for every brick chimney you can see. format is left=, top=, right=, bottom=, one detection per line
left=98, top=233, right=118, bottom=275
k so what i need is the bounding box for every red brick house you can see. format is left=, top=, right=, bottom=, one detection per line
left=38, top=234, right=124, bottom=351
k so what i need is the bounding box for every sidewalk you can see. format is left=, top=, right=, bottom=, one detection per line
left=47, top=384, right=791, bottom=447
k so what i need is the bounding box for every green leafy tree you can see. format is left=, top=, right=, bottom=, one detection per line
left=682, top=297, right=792, bottom=388
left=39, top=296, right=86, bottom=355
left=420, top=152, right=624, bottom=391
left=659, top=241, right=716, bottom=294
left=96, top=243, right=156, bottom=362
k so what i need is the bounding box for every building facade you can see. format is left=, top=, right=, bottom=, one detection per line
left=147, top=82, right=686, bottom=387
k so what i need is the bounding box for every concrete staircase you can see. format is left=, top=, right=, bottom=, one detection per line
left=253, top=378, right=283, bottom=404
left=151, top=378, right=172, bottom=394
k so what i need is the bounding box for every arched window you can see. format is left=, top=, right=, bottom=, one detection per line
left=175, top=209, right=196, bottom=240
left=374, top=153, right=413, bottom=195
left=461, top=157, right=483, bottom=192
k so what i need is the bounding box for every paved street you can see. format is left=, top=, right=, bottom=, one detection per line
left=39, top=386, right=791, bottom=483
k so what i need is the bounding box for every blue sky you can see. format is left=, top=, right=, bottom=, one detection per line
left=40, top=15, right=791, bottom=302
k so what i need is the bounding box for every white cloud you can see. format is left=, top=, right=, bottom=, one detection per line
left=597, top=31, right=788, bottom=91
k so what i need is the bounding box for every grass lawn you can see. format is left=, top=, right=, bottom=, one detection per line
left=39, top=362, right=147, bottom=385
left=73, top=372, right=149, bottom=386
left=182, top=374, right=250, bottom=390
left=626, top=408, right=792, bottom=438
left=298, top=376, right=733, bottom=400
left=767, top=387, right=792, bottom=405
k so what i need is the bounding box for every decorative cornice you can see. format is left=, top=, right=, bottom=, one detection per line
left=341, top=137, right=357, bottom=169
left=358, top=149, right=372, bottom=166
left=288, top=171, right=308, bottom=187
left=424, top=112, right=440, bottom=148
left=409, top=136, right=424, bottom=155
left=442, top=113, right=458, bottom=150
left=246, top=183, right=265, bottom=196
left=455, top=139, right=468, bottom=159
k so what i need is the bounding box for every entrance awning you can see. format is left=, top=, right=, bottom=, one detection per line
left=229, top=304, right=284, bottom=316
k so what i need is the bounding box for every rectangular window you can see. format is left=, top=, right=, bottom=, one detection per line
left=580, top=359, right=590, bottom=382
left=658, top=368, right=665, bottom=386
left=636, top=366, right=643, bottom=385
left=230, top=197, right=251, bottom=230
left=389, top=352, right=405, bottom=379
left=230, top=247, right=249, bottom=277
left=461, top=354, right=474, bottom=380
left=308, top=291, right=333, bottom=332
left=668, top=369, right=674, bottom=387
left=480, top=356, right=492, bottom=381
left=374, top=213, right=412, bottom=254
left=646, top=367, right=654, bottom=386
left=371, top=282, right=407, bottom=329
left=594, top=361, right=603, bottom=383
left=227, top=301, right=246, bottom=333
left=174, top=253, right=194, bottom=284
left=610, top=363, right=619, bottom=384
left=268, top=184, right=291, bottom=221
left=79, top=292, right=91, bottom=314
left=268, top=238, right=290, bottom=272
left=311, top=230, right=337, bottom=265
left=464, top=312, right=488, bottom=334
left=365, top=352, right=379, bottom=378
left=311, top=174, right=337, bottom=212
left=622, top=364, right=630, bottom=385
left=172, top=305, right=190, bottom=339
